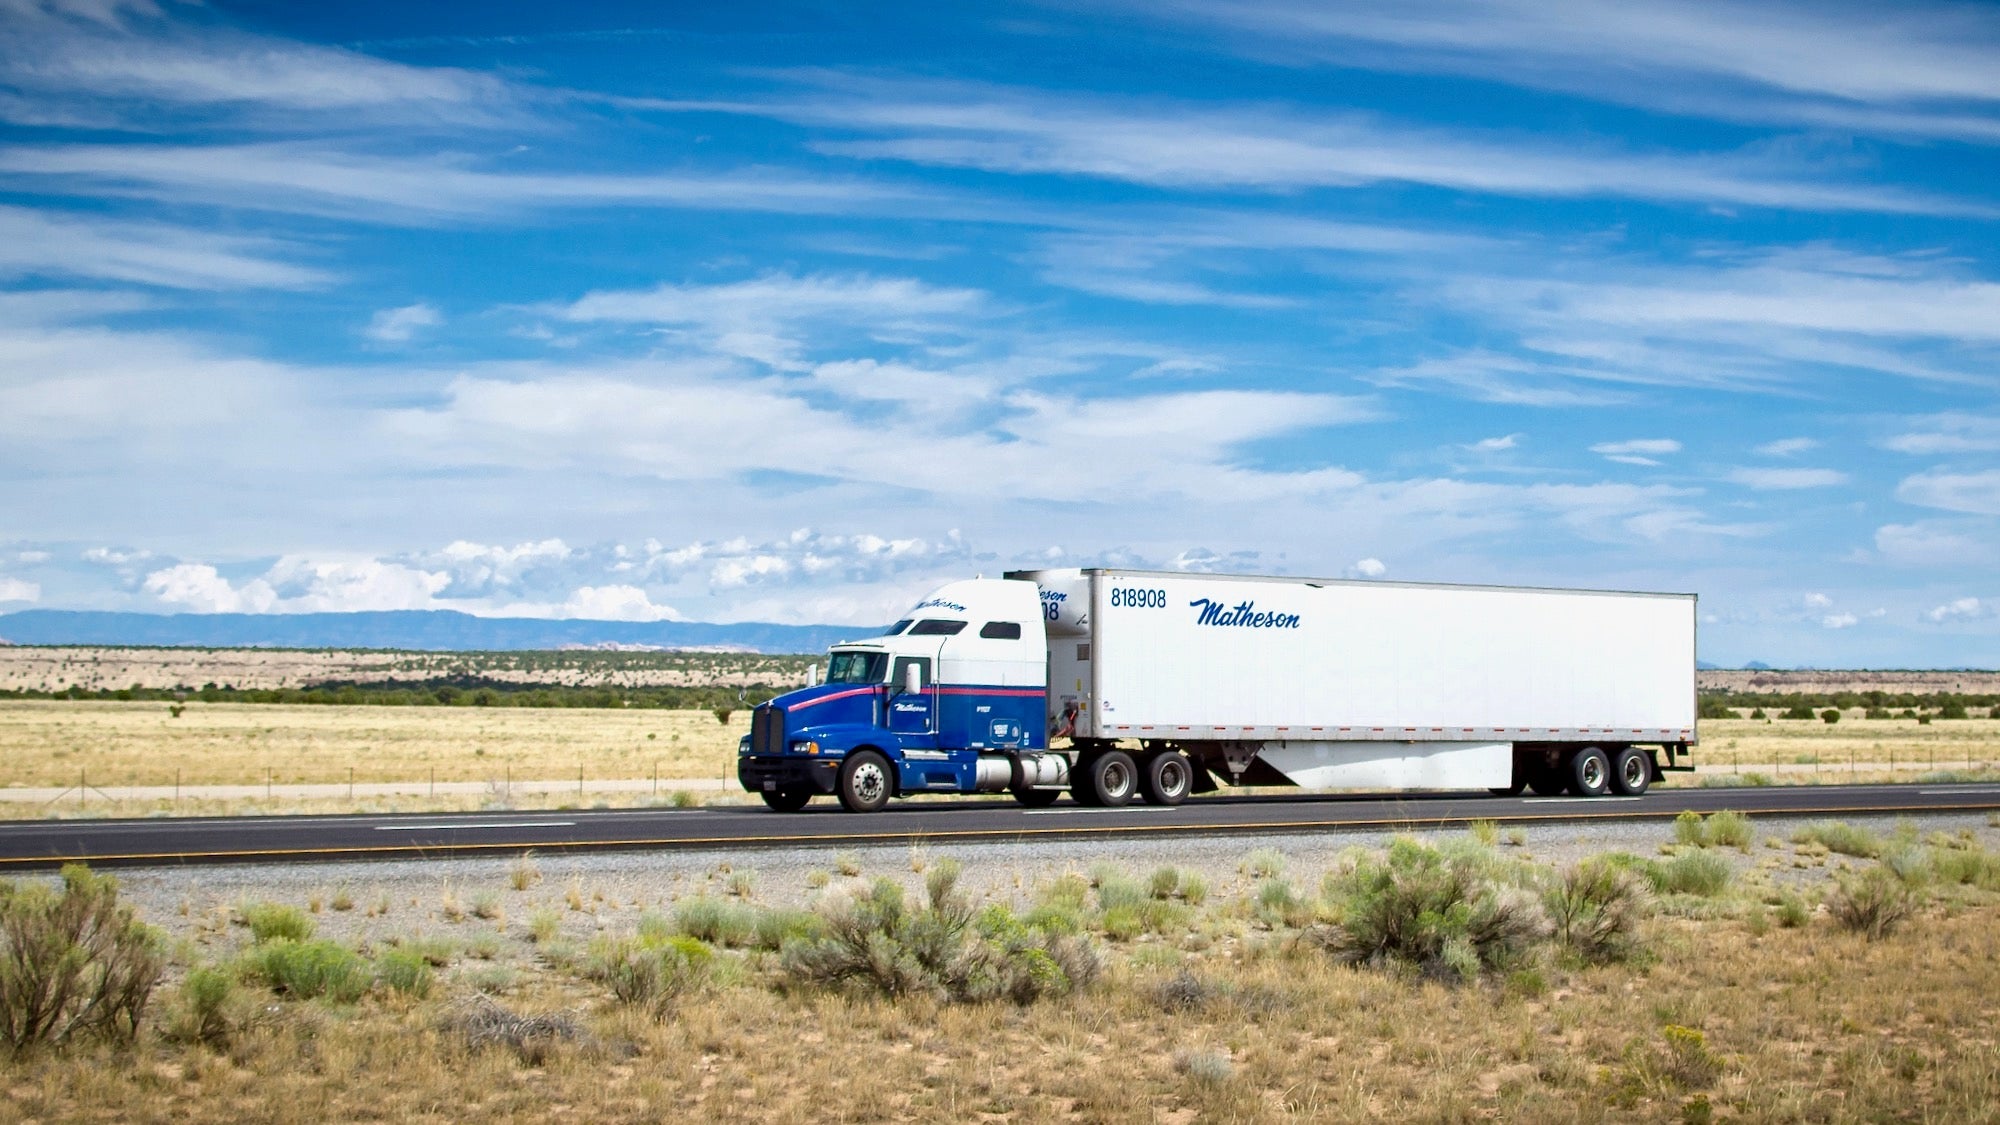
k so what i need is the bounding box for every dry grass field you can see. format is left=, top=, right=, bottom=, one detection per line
left=5, top=819, right=2000, bottom=1121
left=0, top=701, right=749, bottom=789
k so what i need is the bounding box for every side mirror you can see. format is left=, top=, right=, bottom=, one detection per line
left=806, top=665, right=820, bottom=687
left=903, top=663, right=923, bottom=696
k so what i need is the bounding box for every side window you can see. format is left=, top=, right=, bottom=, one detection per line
left=978, top=621, right=1022, bottom=640
left=909, top=619, right=967, bottom=636
left=890, top=656, right=932, bottom=691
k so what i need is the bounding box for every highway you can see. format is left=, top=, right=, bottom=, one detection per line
left=3, top=782, right=1999, bottom=870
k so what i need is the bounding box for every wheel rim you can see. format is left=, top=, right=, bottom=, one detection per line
left=1581, top=755, right=1605, bottom=791
left=1102, top=761, right=1132, bottom=797
left=853, top=762, right=886, bottom=804
left=1620, top=754, right=1646, bottom=789
left=1158, top=759, right=1188, bottom=797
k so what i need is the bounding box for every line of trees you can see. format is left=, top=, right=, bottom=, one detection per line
left=3, top=677, right=789, bottom=711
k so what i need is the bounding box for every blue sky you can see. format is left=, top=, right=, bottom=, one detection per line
left=0, top=0, right=1996, bottom=667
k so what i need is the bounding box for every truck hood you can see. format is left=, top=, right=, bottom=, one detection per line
left=767, top=681, right=880, bottom=729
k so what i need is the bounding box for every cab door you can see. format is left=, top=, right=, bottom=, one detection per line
left=886, top=654, right=935, bottom=738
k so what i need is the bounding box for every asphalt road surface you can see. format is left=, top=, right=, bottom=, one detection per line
left=4, top=782, right=1999, bottom=870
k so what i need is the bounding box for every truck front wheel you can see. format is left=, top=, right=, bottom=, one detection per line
left=761, top=789, right=812, bottom=812
left=1139, top=750, right=1191, bottom=805
left=1085, top=750, right=1137, bottom=807
left=838, top=750, right=894, bottom=813
left=1011, top=787, right=1061, bottom=808
left=1567, top=746, right=1611, bottom=797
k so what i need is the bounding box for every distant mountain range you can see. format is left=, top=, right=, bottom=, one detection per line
left=0, top=610, right=869, bottom=654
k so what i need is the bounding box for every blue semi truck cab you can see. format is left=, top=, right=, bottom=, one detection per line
left=737, top=578, right=1069, bottom=812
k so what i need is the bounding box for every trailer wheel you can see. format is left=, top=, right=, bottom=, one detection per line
left=760, top=788, right=812, bottom=812
left=1139, top=751, right=1192, bottom=806
left=1011, top=787, right=1061, bottom=808
left=1085, top=750, right=1138, bottom=807
left=1567, top=746, right=1611, bottom=797
left=837, top=750, right=894, bottom=813
left=1610, top=746, right=1651, bottom=796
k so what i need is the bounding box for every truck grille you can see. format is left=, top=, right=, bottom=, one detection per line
left=753, top=705, right=785, bottom=756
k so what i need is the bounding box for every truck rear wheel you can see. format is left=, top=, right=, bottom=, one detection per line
left=760, top=788, right=812, bottom=812
left=1084, top=750, right=1137, bottom=807
left=837, top=750, right=894, bottom=813
left=1567, top=746, right=1611, bottom=797
left=1011, top=787, right=1061, bottom=807
left=1139, top=750, right=1191, bottom=806
left=1610, top=746, right=1651, bottom=796
left=1526, top=763, right=1565, bottom=796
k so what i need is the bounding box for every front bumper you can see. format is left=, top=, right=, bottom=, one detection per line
left=738, top=755, right=841, bottom=795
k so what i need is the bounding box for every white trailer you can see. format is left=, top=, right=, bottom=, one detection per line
left=738, top=568, right=1696, bottom=811
left=1018, top=568, right=1696, bottom=801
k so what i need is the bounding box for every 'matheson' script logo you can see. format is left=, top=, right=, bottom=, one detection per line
left=1190, top=598, right=1301, bottom=629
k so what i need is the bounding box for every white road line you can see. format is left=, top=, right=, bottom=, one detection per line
left=1521, top=797, right=1643, bottom=803
left=1024, top=806, right=1180, bottom=816
left=372, top=821, right=577, bottom=831
left=1919, top=787, right=2000, bottom=796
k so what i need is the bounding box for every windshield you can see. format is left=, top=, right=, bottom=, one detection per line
left=881, top=619, right=912, bottom=636
left=827, top=651, right=888, bottom=685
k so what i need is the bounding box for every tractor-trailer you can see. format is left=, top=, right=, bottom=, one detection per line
left=737, top=568, right=1697, bottom=812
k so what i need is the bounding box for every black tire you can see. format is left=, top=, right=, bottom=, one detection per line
left=1085, top=749, right=1138, bottom=807
left=1567, top=746, right=1612, bottom=797
left=1139, top=750, right=1192, bottom=806
left=1011, top=787, right=1062, bottom=807
left=1610, top=746, right=1652, bottom=796
left=760, top=788, right=812, bottom=812
left=1526, top=764, right=1566, bottom=797
left=1489, top=777, right=1527, bottom=797
left=837, top=749, right=894, bottom=813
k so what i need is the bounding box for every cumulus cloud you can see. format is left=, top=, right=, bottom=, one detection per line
left=0, top=577, right=39, bottom=603
left=1468, top=433, right=1519, bottom=451
left=1590, top=438, right=1682, bottom=466
left=364, top=302, right=441, bottom=343
left=1345, top=557, right=1387, bottom=578
left=1896, top=469, right=2000, bottom=516
left=1754, top=437, right=1816, bottom=457
left=1882, top=413, right=2000, bottom=455
left=1926, top=597, right=1989, bottom=624
left=554, top=584, right=681, bottom=622
left=142, top=557, right=451, bottom=613
left=1803, top=592, right=1832, bottom=609
left=1726, top=467, right=1847, bottom=490
left=1821, top=613, right=1858, bottom=629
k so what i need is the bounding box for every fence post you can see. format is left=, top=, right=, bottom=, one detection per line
left=348, top=766, right=354, bottom=801
left=175, top=767, right=180, bottom=810
left=79, top=768, right=86, bottom=809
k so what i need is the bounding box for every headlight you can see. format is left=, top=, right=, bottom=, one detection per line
left=737, top=735, right=751, bottom=756
left=789, top=740, right=820, bottom=755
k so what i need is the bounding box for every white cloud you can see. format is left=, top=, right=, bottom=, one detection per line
left=555, top=584, right=681, bottom=622
left=708, top=74, right=1987, bottom=215
left=0, top=205, right=331, bottom=289
left=1896, top=469, right=2000, bottom=516
left=1726, top=467, right=1847, bottom=490
left=1345, top=557, right=1387, bottom=578
left=1926, top=597, right=1989, bottom=623
left=1754, top=437, right=1816, bottom=456
left=1821, top=612, right=1858, bottom=629
left=364, top=302, right=440, bottom=343
left=1874, top=520, right=1996, bottom=566
left=1591, top=438, right=1681, bottom=466
left=1468, top=433, right=1519, bottom=451
left=1148, top=0, right=2000, bottom=144
left=1803, top=592, right=1832, bottom=608
left=1882, top=413, right=2000, bottom=455
left=142, top=557, right=451, bottom=614
left=82, top=546, right=151, bottom=565
left=0, top=577, right=38, bottom=603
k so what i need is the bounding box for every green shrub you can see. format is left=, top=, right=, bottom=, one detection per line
left=1791, top=821, right=1881, bottom=858
left=240, top=902, right=314, bottom=943
left=1829, top=866, right=1915, bottom=940
left=1931, top=845, right=2000, bottom=891
left=673, top=895, right=758, bottom=947
left=1149, top=867, right=1181, bottom=900
left=1544, top=858, right=1649, bottom=964
left=1243, top=847, right=1286, bottom=878
left=1774, top=894, right=1809, bottom=928
left=244, top=939, right=369, bottom=1002
left=751, top=907, right=821, bottom=951
left=1821, top=709, right=1841, bottom=724
left=375, top=949, right=434, bottom=998
left=0, top=865, right=164, bottom=1050
left=584, top=934, right=712, bottom=1016
left=782, top=862, right=1100, bottom=1004
left=1652, top=852, right=1732, bottom=897
left=1673, top=810, right=1750, bottom=850
left=167, top=966, right=238, bottom=1045
left=1864, top=707, right=1891, bottom=720
left=1314, top=838, right=1550, bottom=983
left=1780, top=706, right=1817, bottom=720
left=1938, top=701, right=1969, bottom=720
